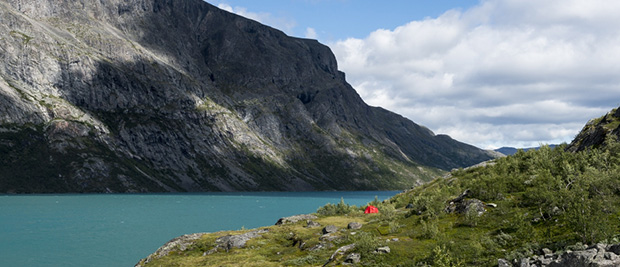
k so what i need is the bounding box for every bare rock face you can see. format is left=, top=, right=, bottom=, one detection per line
left=0, top=0, right=496, bottom=193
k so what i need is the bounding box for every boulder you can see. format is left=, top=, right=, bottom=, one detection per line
left=275, top=214, right=317, bottom=225
left=609, top=244, right=620, bottom=255
left=306, top=220, right=321, bottom=228
left=214, top=229, right=269, bottom=251
left=347, top=222, right=362, bottom=230
left=322, top=225, right=338, bottom=234
left=319, top=234, right=341, bottom=242
left=345, top=253, right=361, bottom=263
left=405, top=203, right=414, bottom=209
left=498, top=258, right=511, bottom=267
left=375, top=246, right=391, bottom=254
left=446, top=198, right=486, bottom=215
left=444, top=189, right=486, bottom=215
left=326, top=244, right=356, bottom=264
left=516, top=243, right=620, bottom=267
left=452, top=189, right=471, bottom=203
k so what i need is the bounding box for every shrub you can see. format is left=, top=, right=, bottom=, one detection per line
left=287, top=254, right=321, bottom=266
left=350, top=231, right=383, bottom=256
left=377, top=202, right=397, bottom=222
left=419, top=218, right=439, bottom=239
left=317, top=197, right=359, bottom=216
left=429, top=245, right=463, bottom=267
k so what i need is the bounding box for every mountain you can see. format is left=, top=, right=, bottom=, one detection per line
left=566, top=107, right=620, bottom=152
left=0, top=0, right=496, bottom=193
left=495, top=145, right=558, bottom=156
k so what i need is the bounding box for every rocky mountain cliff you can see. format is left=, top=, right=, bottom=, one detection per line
left=567, top=107, right=620, bottom=152
left=0, top=0, right=495, bottom=193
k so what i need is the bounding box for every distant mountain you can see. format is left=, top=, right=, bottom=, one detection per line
left=0, top=0, right=496, bottom=193
left=495, top=145, right=558, bottom=156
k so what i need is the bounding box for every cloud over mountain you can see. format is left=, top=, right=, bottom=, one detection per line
left=330, top=0, right=620, bottom=148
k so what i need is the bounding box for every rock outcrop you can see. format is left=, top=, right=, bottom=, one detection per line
left=275, top=214, right=318, bottom=225
left=135, top=232, right=207, bottom=267
left=0, top=0, right=496, bottom=193
left=567, top=107, right=620, bottom=152
left=500, top=243, right=620, bottom=267
left=136, top=229, right=268, bottom=267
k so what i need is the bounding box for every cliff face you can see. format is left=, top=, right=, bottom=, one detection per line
left=0, top=0, right=496, bottom=193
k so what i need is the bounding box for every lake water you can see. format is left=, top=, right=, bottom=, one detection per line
left=0, top=191, right=398, bottom=266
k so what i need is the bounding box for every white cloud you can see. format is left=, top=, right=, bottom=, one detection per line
left=217, top=3, right=297, bottom=34
left=329, top=0, right=620, bottom=149
left=304, top=27, right=318, bottom=39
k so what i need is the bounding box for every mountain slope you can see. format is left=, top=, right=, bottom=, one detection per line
left=0, top=0, right=495, bottom=193
left=566, top=107, right=620, bottom=152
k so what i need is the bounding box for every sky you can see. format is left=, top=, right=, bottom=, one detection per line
left=208, top=0, right=620, bottom=149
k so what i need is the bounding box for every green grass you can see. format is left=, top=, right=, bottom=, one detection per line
left=141, top=141, right=620, bottom=266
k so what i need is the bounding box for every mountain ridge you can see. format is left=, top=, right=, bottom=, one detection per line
left=0, top=0, right=495, bottom=193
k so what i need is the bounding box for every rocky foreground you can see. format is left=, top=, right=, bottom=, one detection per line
left=500, top=243, right=620, bottom=267
left=136, top=213, right=390, bottom=266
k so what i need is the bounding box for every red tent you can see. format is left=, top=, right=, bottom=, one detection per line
left=364, top=205, right=379, bottom=214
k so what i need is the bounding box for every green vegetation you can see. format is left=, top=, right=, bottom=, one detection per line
left=141, top=136, right=620, bottom=266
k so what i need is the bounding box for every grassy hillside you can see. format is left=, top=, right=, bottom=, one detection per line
left=138, top=137, right=620, bottom=266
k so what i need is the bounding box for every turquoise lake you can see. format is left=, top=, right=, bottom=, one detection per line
left=0, top=191, right=398, bottom=266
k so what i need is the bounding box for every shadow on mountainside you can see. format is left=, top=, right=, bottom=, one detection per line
left=0, top=0, right=495, bottom=193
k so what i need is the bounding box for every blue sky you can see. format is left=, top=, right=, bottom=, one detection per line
left=208, top=0, right=620, bottom=149
left=210, top=0, right=479, bottom=41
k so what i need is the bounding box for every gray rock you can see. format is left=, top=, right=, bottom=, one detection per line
left=446, top=198, right=486, bottom=215
left=549, top=248, right=597, bottom=267
left=406, top=203, right=414, bottom=209
left=215, top=229, right=269, bottom=251
left=319, top=233, right=341, bottom=242
left=137, top=232, right=207, bottom=266
left=452, top=189, right=471, bottom=203
left=306, top=220, right=321, bottom=228
left=347, top=222, right=362, bottom=230
left=276, top=214, right=317, bottom=225
left=375, top=246, right=391, bottom=254
left=604, top=252, right=618, bottom=261
left=609, top=244, right=620, bottom=255
left=513, top=243, right=620, bottom=267
left=326, top=244, right=356, bottom=264
left=308, top=243, right=326, bottom=251
left=498, top=258, right=511, bottom=267
left=323, top=225, right=338, bottom=234
left=345, top=253, right=361, bottom=263
left=519, top=258, right=531, bottom=267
